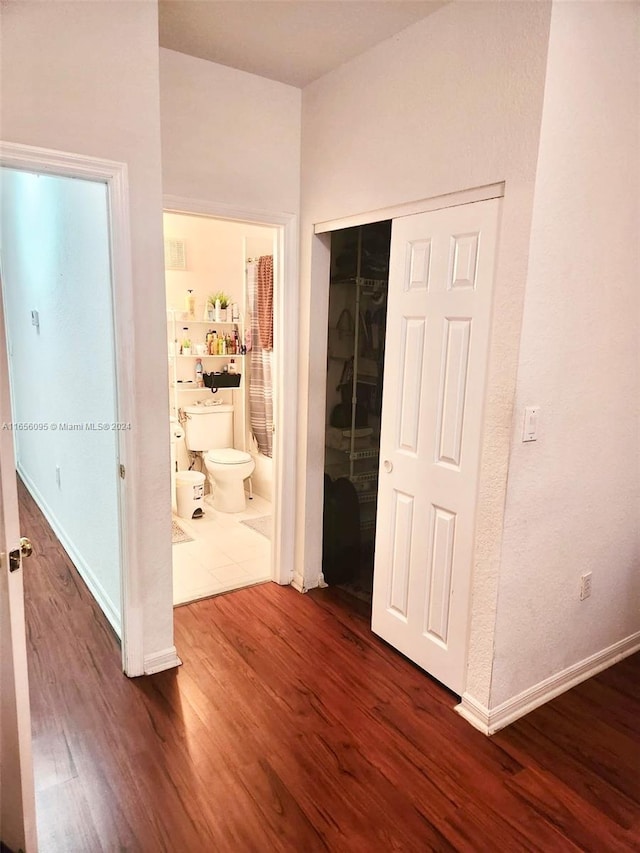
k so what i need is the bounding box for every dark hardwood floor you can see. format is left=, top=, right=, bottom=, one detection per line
left=19, top=478, right=640, bottom=851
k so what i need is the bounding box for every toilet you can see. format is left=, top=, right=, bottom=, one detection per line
left=181, top=403, right=255, bottom=513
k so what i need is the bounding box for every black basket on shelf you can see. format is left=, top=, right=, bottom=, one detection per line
left=203, top=371, right=241, bottom=389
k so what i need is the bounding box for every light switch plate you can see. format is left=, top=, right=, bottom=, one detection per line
left=522, top=406, right=539, bottom=442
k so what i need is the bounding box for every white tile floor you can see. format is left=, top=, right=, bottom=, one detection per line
left=172, top=493, right=272, bottom=606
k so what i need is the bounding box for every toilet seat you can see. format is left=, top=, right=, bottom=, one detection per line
left=206, top=448, right=251, bottom=465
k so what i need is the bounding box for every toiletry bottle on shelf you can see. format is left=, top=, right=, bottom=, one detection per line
left=185, top=289, right=196, bottom=319
left=228, top=358, right=236, bottom=374
left=195, top=358, right=204, bottom=387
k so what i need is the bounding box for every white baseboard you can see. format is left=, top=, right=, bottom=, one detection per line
left=18, top=464, right=121, bottom=636
left=291, top=569, right=327, bottom=594
left=456, top=631, right=640, bottom=735
left=291, top=570, right=306, bottom=593
left=143, top=646, right=182, bottom=675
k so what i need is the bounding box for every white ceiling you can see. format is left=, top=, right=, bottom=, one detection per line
left=158, top=1, right=446, bottom=88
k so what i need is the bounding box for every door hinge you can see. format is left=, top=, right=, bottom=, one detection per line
left=119, top=464, right=126, bottom=479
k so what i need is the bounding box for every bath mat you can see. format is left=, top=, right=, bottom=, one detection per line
left=241, top=515, right=272, bottom=540
left=172, top=520, right=193, bottom=544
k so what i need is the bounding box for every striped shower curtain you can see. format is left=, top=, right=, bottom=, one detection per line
left=247, top=257, right=273, bottom=457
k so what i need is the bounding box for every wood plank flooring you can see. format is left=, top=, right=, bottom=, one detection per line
left=19, top=478, right=640, bottom=851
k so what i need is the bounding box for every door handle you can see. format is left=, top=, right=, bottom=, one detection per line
left=383, top=460, right=393, bottom=473
left=9, top=537, right=33, bottom=572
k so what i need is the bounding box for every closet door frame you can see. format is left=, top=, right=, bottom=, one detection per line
left=311, top=181, right=505, bottom=689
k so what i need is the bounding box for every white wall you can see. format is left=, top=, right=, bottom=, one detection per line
left=298, top=1, right=552, bottom=701
left=490, top=0, right=640, bottom=707
left=164, top=213, right=272, bottom=317
left=160, top=49, right=301, bottom=214
left=1, top=169, right=122, bottom=630
left=1, top=1, right=173, bottom=666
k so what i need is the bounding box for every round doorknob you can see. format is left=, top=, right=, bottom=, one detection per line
left=20, top=537, right=33, bottom=558
left=383, top=459, right=393, bottom=473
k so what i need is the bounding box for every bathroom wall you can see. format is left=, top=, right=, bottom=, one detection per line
left=1, top=169, right=122, bottom=631
left=164, top=214, right=252, bottom=318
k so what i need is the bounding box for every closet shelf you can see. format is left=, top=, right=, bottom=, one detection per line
left=350, top=471, right=378, bottom=484
left=348, top=448, right=379, bottom=461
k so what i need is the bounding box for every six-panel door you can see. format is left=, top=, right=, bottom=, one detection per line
left=372, top=198, right=501, bottom=695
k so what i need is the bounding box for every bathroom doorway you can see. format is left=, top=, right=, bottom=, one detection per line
left=164, top=210, right=281, bottom=605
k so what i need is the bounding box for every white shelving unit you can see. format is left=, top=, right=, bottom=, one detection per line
left=167, top=310, right=247, bottom=452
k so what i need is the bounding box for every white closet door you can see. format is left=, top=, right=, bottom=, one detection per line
left=372, top=198, right=500, bottom=695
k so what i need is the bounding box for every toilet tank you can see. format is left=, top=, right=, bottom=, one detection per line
left=182, top=404, right=234, bottom=451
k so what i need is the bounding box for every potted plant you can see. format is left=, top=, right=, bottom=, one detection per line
left=208, top=291, right=230, bottom=321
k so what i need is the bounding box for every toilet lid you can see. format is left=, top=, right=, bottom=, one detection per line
left=206, top=448, right=251, bottom=465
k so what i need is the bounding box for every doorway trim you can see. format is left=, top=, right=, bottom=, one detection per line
left=314, top=182, right=505, bottom=234
left=0, top=140, right=142, bottom=675
left=163, top=194, right=299, bottom=588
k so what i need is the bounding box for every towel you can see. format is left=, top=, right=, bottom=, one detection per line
left=257, top=255, right=273, bottom=350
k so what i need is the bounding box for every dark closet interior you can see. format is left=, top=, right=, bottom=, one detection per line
left=322, top=221, right=391, bottom=607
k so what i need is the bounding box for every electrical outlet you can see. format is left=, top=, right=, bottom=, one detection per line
left=580, top=572, right=592, bottom=601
